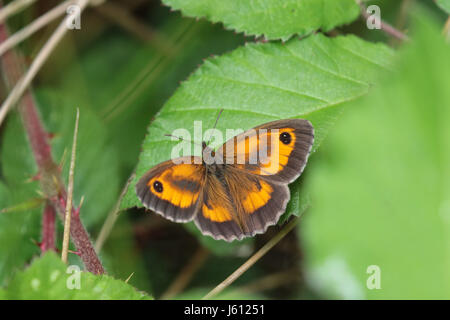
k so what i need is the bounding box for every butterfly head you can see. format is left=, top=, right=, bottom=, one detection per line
left=202, top=140, right=219, bottom=165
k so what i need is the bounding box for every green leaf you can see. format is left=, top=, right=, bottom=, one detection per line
left=279, top=179, right=311, bottom=224
left=301, top=14, right=450, bottom=299
left=163, top=0, right=360, bottom=41
left=436, top=0, right=450, bottom=14
left=122, top=33, right=394, bottom=213
left=0, top=115, right=41, bottom=286
left=1, top=252, right=152, bottom=299
left=0, top=208, right=40, bottom=286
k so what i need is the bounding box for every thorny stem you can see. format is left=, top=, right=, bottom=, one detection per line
left=0, top=8, right=104, bottom=274
left=40, top=202, right=56, bottom=252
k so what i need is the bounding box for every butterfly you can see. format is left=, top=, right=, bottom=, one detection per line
left=136, top=117, right=314, bottom=242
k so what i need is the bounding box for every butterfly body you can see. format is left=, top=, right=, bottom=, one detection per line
left=136, top=119, right=314, bottom=242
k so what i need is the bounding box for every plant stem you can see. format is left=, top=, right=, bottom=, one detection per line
left=55, top=195, right=105, bottom=274
left=160, top=246, right=209, bottom=300
left=0, top=0, right=75, bottom=57
left=41, top=202, right=56, bottom=252
left=202, top=216, right=301, bottom=300
left=0, top=0, right=37, bottom=23
left=0, top=0, right=90, bottom=127
left=233, top=268, right=299, bottom=295
left=0, top=9, right=105, bottom=274
left=95, top=173, right=135, bottom=252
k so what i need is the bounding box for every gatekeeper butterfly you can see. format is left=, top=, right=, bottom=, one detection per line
left=136, top=116, right=314, bottom=241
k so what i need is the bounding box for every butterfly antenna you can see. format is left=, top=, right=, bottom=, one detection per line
left=212, top=109, right=224, bottom=131
left=164, top=134, right=202, bottom=147
left=206, top=109, right=224, bottom=147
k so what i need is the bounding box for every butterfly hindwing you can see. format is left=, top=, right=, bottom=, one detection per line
left=136, top=156, right=206, bottom=223
left=194, top=166, right=290, bottom=242
left=194, top=171, right=244, bottom=241
left=226, top=168, right=290, bottom=236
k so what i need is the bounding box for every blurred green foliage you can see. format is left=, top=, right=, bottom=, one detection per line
left=0, top=0, right=449, bottom=300
left=437, top=0, right=450, bottom=14
left=301, top=12, right=450, bottom=299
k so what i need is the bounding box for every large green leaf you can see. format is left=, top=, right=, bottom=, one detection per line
left=162, top=0, right=360, bottom=41
left=301, top=15, right=450, bottom=299
left=0, top=252, right=151, bottom=299
left=121, top=33, right=394, bottom=214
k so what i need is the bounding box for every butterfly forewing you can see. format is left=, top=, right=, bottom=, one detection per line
left=136, top=156, right=206, bottom=223
left=217, top=119, right=314, bottom=184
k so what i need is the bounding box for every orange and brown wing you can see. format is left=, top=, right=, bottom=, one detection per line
left=136, top=156, right=206, bottom=222
left=224, top=167, right=290, bottom=239
left=194, top=167, right=290, bottom=242
left=217, top=119, right=314, bottom=184
left=194, top=171, right=243, bottom=241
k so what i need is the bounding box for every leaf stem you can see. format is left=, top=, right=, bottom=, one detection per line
left=202, top=216, right=301, bottom=300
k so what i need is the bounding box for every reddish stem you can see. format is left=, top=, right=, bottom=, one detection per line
left=0, top=11, right=105, bottom=274
left=19, top=93, right=53, bottom=169
left=54, top=194, right=105, bottom=275
left=41, top=203, right=56, bottom=252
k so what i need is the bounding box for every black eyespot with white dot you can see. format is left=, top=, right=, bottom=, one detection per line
left=153, top=181, right=163, bottom=193
left=279, top=132, right=292, bottom=145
